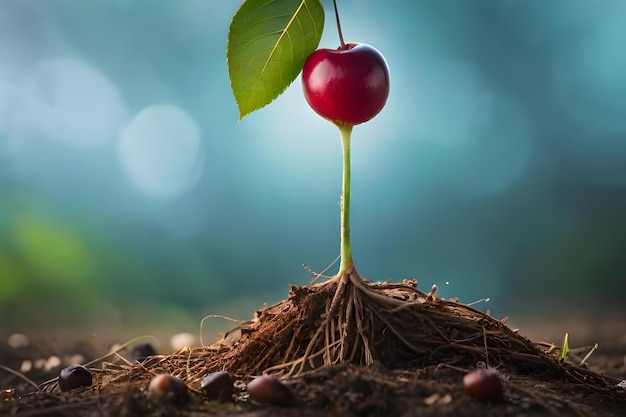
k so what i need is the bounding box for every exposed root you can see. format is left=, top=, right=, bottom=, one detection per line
left=36, top=269, right=613, bottom=401
left=5, top=270, right=623, bottom=417
left=192, top=268, right=605, bottom=388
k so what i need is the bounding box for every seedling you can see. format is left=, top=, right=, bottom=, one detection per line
left=227, top=0, right=389, bottom=277
left=302, top=18, right=390, bottom=274
left=229, top=0, right=388, bottom=280
left=228, top=0, right=396, bottom=372
left=225, top=0, right=586, bottom=379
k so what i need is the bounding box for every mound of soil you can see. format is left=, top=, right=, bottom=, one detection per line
left=1, top=276, right=625, bottom=416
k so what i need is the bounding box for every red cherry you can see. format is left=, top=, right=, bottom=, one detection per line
left=302, top=43, right=390, bottom=126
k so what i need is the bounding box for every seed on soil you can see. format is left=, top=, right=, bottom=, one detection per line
left=463, top=369, right=504, bottom=402
left=58, top=365, right=93, bottom=392
left=247, top=375, right=295, bottom=406
left=128, top=341, right=157, bottom=362
left=148, top=374, right=189, bottom=404
left=201, top=371, right=234, bottom=402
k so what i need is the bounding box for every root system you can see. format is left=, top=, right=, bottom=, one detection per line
left=3, top=270, right=624, bottom=417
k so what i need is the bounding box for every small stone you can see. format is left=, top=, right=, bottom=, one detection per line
left=58, top=365, right=93, bottom=392
left=463, top=369, right=504, bottom=402
left=7, top=333, right=29, bottom=349
left=148, top=374, right=188, bottom=404
left=34, top=358, right=46, bottom=369
left=170, top=332, right=195, bottom=350
left=44, top=356, right=62, bottom=372
left=247, top=375, right=295, bottom=406
left=201, top=371, right=234, bottom=402
left=20, top=360, right=32, bottom=373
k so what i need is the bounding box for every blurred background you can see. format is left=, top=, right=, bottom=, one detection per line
left=1, top=0, right=625, bottom=342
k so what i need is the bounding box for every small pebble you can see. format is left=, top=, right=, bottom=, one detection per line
left=201, top=371, right=234, bottom=402
left=148, top=374, right=189, bottom=404
left=58, top=365, right=93, bottom=392
left=247, top=375, right=295, bottom=406
left=170, top=332, right=196, bottom=350
left=20, top=360, right=32, bottom=373
left=44, top=356, right=62, bottom=372
left=463, top=369, right=504, bottom=402
left=7, top=333, right=29, bottom=349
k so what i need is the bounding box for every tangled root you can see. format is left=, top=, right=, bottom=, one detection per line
left=26, top=268, right=613, bottom=408
left=212, top=269, right=582, bottom=382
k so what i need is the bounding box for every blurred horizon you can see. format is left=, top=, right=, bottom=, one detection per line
left=1, top=0, right=625, bottom=335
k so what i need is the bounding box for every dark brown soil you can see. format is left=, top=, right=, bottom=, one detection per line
left=2, top=276, right=625, bottom=416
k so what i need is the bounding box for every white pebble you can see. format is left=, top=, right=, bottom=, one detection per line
left=7, top=333, right=29, bottom=348
left=20, top=360, right=32, bottom=373
left=170, top=333, right=195, bottom=351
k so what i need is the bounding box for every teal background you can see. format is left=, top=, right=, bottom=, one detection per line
left=1, top=0, right=625, bottom=334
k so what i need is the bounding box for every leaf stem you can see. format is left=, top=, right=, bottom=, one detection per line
left=337, top=123, right=354, bottom=273
left=333, top=0, right=346, bottom=49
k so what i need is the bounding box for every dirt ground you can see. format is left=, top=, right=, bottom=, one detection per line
left=1, top=280, right=625, bottom=417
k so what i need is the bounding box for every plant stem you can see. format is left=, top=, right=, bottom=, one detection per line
left=337, top=123, right=354, bottom=273
left=333, top=0, right=346, bottom=48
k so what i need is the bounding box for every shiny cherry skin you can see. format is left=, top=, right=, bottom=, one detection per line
left=302, top=43, right=390, bottom=126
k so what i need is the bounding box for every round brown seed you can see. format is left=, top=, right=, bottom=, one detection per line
left=247, top=375, right=295, bottom=406
left=201, top=371, right=234, bottom=402
left=148, top=374, right=189, bottom=404
left=58, top=365, right=93, bottom=392
left=463, top=369, right=504, bottom=402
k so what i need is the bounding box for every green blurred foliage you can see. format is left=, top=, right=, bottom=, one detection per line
left=12, top=213, right=94, bottom=285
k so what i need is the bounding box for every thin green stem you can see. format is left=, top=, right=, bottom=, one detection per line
left=337, top=123, right=354, bottom=273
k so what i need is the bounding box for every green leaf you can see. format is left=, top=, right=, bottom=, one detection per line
left=227, top=0, right=325, bottom=121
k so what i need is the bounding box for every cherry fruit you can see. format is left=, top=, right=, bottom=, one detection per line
left=302, top=43, right=390, bottom=126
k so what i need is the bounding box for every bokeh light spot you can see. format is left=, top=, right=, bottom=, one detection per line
left=117, top=105, right=205, bottom=199
left=9, top=58, right=128, bottom=148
